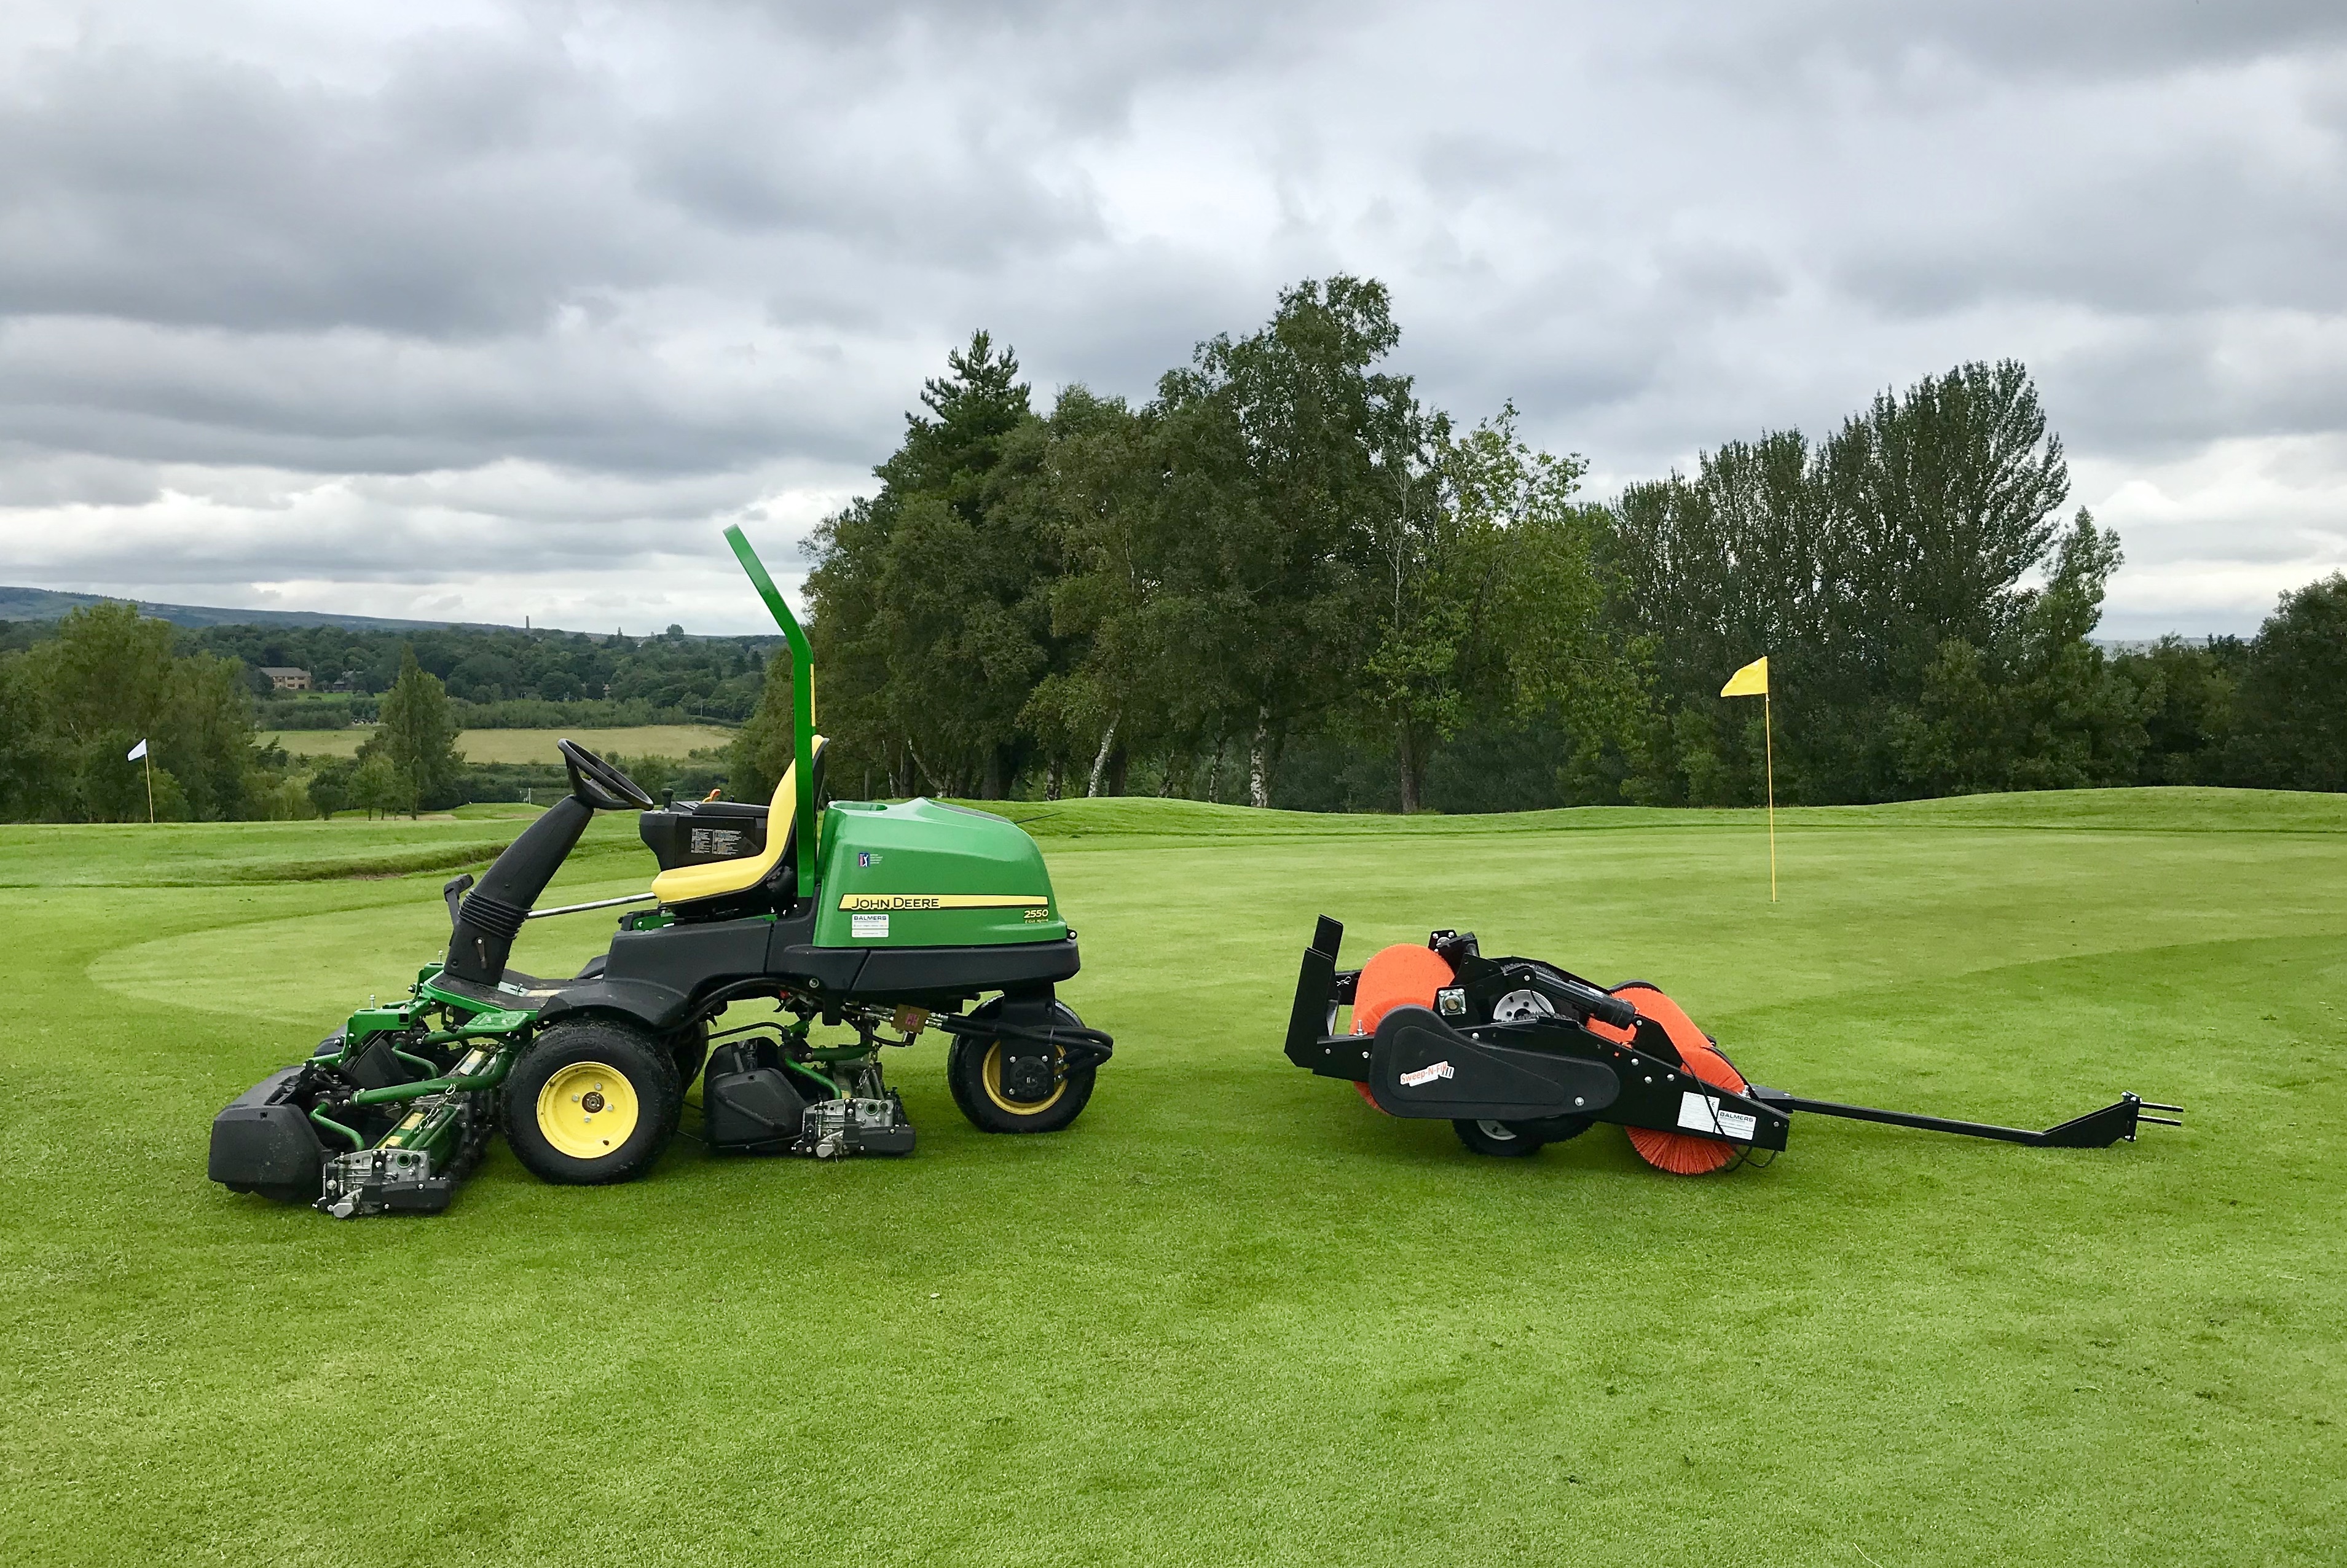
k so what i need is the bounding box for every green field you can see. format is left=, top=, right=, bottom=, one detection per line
left=3, top=790, right=2341, bottom=1564
left=264, top=723, right=736, bottom=762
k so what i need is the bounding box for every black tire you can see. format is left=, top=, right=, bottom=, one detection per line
left=946, top=998, right=1098, bottom=1135
left=230, top=1182, right=316, bottom=1205
left=1517, top=1113, right=1594, bottom=1143
left=1453, top=1118, right=1547, bottom=1158
left=501, top=1018, right=681, bottom=1185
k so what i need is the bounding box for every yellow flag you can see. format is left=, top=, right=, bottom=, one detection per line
left=1720, top=655, right=1769, bottom=698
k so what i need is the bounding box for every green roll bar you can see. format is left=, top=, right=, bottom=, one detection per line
left=723, top=524, right=819, bottom=895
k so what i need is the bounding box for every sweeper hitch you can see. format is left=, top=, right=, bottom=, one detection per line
left=1284, top=918, right=2179, bottom=1170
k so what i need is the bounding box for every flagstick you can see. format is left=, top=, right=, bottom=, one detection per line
left=1764, top=691, right=1776, bottom=903
left=143, top=750, right=154, bottom=825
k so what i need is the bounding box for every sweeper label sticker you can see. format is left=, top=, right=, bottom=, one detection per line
left=1678, top=1091, right=1758, bottom=1141
left=1399, top=1061, right=1455, bottom=1088
left=852, top=912, right=890, bottom=939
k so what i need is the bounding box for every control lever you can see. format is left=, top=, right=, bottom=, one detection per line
left=442, top=873, right=475, bottom=934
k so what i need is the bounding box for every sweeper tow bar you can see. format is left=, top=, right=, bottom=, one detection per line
left=1284, top=917, right=2182, bottom=1170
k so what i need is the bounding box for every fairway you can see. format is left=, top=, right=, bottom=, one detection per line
left=264, top=723, right=736, bottom=762
left=4, top=790, right=2341, bottom=1564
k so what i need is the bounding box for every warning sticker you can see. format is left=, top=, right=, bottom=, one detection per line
left=851, top=912, right=890, bottom=939
left=1677, top=1091, right=1757, bottom=1140
left=1399, top=1060, right=1455, bottom=1088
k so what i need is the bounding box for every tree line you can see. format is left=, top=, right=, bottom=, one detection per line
left=0, top=609, right=476, bottom=821
left=748, top=276, right=2347, bottom=811
left=181, top=621, right=779, bottom=720
left=5, top=272, right=2345, bottom=823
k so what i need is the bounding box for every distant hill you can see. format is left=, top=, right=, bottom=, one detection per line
left=0, top=584, right=520, bottom=633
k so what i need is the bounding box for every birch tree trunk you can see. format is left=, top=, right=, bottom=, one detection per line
left=1248, top=705, right=1272, bottom=809
left=903, top=739, right=945, bottom=796
left=1087, top=717, right=1119, bottom=798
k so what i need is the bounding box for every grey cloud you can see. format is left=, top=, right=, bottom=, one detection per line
left=0, top=41, right=658, bottom=337
left=1, top=0, right=2342, bottom=637
left=0, top=443, right=163, bottom=507
left=1831, top=119, right=2347, bottom=321
left=1674, top=0, right=2347, bottom=90
left=2050, top=315, right=2347, bottom=455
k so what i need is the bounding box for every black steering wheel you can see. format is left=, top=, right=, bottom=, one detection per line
left=558, top=739, right=658, bottom=811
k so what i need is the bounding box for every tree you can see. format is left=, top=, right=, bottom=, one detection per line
left=1600, top=360, right=2084, bottom=805
left=2229, top=573, right=2347, bottom=790
left=726, top=648, right=806, bottom=804
left=307, top=758, right=356, bottom=818
left=804, top=331, right=1057, bottom=798
left=1820, top=359, right=2070, bottom=672
left=1023, top=388, right=1163, bottom=799
left=1605, top=429, right=1831, bottom=804
left=1884, top=513, right=2142, bottom=795
left=368, top=646, right=463, bottom=815
left=1146, top=276, right=1412, bottom=805
left=9, top=602, right=260, bottom=821
left=170, top=651, right=267, bottom=819
left=1348, top=402, right=1630, bottom=812
left=2111, top=636, right=2244, bottom=785
left=350, top=753, right=401, bottom=819
left=0, top=656, right=47, bottom=821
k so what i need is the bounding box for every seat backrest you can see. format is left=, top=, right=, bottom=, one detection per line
left=649, top=737, right=827, bottom=907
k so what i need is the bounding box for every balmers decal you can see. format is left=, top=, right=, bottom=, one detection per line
left=835, top=894, right=1052, bottom=912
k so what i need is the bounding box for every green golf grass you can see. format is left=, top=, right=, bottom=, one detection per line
left=2, top=790, right=2340, bottom=1564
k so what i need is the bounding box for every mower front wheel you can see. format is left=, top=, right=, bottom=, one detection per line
left=947, top=999, right=1097, bottom=1135
left=502, top=1019, right=682, bottom=1186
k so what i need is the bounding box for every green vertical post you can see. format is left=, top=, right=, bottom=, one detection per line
left=723, top=525, right=818, bottom=896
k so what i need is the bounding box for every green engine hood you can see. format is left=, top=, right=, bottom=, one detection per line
left=814, top=799, right=1067, bottom=948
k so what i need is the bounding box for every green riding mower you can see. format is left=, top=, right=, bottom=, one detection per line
left=208, top=527, right=1112, bottom=1217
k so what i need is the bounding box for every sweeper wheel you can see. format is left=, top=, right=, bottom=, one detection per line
left=1610, top=985, right=1750, bottom=1176
left=1453, top=1118, right=1543, bottom=1157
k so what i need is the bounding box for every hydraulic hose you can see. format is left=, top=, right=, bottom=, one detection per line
left=309, top=1106, right=366, bottom=1150
left=934, top=1011, right=1115, bottom=1069
left=780, top=1058, right=839, bottom=1099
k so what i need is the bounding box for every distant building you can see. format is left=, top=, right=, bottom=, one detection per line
left=260, top=667, right=312, bottom=692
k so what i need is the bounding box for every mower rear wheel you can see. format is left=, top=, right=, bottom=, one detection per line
left=1453, top=1118, right=1547, bottom=1158
left=502, top=1020, right=681, bottom=1186
left=947, top=999, right=1096, bottom=1135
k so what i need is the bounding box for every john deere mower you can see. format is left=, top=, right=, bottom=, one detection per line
left=208, top=527, right=1112, bottom=1217
left=1286, top=919, right=2178, bottom=1170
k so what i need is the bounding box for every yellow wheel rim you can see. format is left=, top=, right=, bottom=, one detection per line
left=980, top=1041, right=1066, bottom=1116
left=536, top=1060, right=640, bottom=1159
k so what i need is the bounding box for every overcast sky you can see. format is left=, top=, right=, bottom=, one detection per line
left=1, top=1, right=2341, bottom=637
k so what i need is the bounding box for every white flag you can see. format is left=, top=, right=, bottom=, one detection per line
left=127, top=739, right=148, bottom=761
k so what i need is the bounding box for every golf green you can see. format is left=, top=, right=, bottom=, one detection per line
left=2, top=789, right=2340, bottom=1564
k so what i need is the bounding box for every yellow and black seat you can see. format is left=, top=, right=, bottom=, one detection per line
left=651, top=737, right=827, bottom=912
